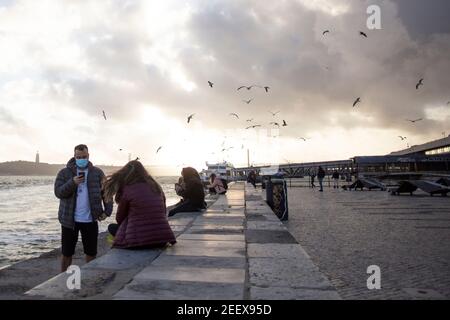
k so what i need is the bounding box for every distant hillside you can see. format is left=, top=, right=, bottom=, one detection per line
left=0, top=161, right=123, bottom=176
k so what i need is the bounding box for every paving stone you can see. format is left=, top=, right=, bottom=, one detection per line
left=187, top=229, right=244, bottom=235
left=151, top=255, right=246, bottom=269
left=245, top=230, right=298, bottom=244
left=114, top=280, right=244, bottom=300
left=193, top=218, right=244, bottom=226
left=249, top=257, right=333, bottom=289
left=178, top=234, right=245, bottom=241
left=189, top=224, right=244, bottom=231
left=250, top=286, right=341, bottom=300
left=174, top=239, right=245, bottom=249
left=248, top=244, right=310, bottom=259
left=84, top=249, right=161, bottom=270
left=163, top=245, right=245, bottom=258
left=246, top=221, right=285, bottom=231
left=132, top=266, right=246, bottom=284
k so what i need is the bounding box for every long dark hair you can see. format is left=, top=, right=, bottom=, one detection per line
left=181, top=167, right=201, bottom=183
left=103, top=160, right=162, bottom=203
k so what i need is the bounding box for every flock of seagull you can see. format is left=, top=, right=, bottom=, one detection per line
left=99, top=29, right=448, bottom=160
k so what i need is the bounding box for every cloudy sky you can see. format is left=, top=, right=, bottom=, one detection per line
left=0, top=0, right=449, bottom=175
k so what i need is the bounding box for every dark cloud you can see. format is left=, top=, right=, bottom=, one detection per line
left=392, top=0, right=450, bottom=37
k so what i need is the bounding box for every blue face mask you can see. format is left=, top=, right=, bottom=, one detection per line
left=75, top=158, right=88, bottom=168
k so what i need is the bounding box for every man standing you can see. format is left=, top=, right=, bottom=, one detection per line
left=332, top=170, right=340, bottom=189
left=55, top=144, right=113, bottom=272
left=317, top=166, right=326, bottom=192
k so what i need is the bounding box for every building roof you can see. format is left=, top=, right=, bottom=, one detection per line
left=389, top=135, right=450, bottom=156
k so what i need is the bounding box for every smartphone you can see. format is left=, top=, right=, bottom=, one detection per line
left=78, top=172, right=86, bottom=179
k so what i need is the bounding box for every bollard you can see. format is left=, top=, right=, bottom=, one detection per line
left=265, top=177, right=288, bottom=221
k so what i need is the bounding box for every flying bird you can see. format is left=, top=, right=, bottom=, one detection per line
left=416, top=78, right=424, bottom=90
left=398, top=136, right=407, bottom=141
left=406, top=118, right=423, bottom=123
left=299, top=137, right=308, bottom=141
left=270, top=122, right=280, bottom=127
left=237, top=85, right=261, bottom=91
left=102, top=110, right=107, bottom=120
left=229, top=113, right=239, bottom=119
left=268, top=110, right=280, bottom=116
left=246, top=118, right=254, bottom=122
left=246, top=125, right=261, bottom=129
left=353, top=97, right=361, bottom=107
left=156, top=146, right=162, bottom=154
left=208, top=81, right=214, bottom=88
left=322, top=30, right=330, bottom=35
left=282, top=120, right=287, bottom=127
left=187, top=114, right=195, bottom=123
left=264, top=86, right=270, bottom=92
left=243, top=99, right=253, bottom=104
left=359, top=31, right=368, bottom=38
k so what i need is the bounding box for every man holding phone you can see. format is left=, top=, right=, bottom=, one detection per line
left=54, top=144, right=113, bottom=272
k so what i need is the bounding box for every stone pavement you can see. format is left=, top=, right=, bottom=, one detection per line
left=25, top=182, right=340, bottom=300
left=285, top=186, right=450, bottom=300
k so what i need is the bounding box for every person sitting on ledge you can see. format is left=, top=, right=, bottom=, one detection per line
left=168, top=167, right=206, bottom=217
left=208, top=173, right=227, bottom=195
left=102, top=160, right=176, bottom=249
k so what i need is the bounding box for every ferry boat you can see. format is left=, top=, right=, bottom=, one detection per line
left=199, top=161, right=235, bottom=183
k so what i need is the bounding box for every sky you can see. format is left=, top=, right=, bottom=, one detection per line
left=0, top=0, right=449, bottom=175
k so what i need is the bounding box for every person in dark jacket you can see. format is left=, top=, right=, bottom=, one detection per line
left=332, top=170, right=340, bottom=189
left=247, top=170, right=257, bottom=189
left=54, top=144, right=113, bottom=272
left=168, top=167, right=206, bottom=217
left=103, top=160, right=176, bottom=249
left=208, top=173, right=226, bottom=195
left=317, top=166, right=326, bottom=192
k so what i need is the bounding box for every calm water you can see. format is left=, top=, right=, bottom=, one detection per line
left=0, top=176, right=180, bottom=268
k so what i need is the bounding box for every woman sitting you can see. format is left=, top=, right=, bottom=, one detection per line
left=168, top=167, right=206, bottom=217
left=103, top=160, right=176, bottom=249
left=208, top=173, right=227, bottom=195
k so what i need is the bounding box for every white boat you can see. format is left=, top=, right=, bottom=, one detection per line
left=199, top=161, right=235, bottom=182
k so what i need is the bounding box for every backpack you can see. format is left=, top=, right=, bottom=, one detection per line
left=221, top=178, right=229, bottom=190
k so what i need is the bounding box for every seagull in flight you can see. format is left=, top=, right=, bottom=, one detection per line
left=322, top=30, right=330, bottom=35
left=270, top=122, right=280, bottom=127
left=102, top=110, right=107, bottom=120
left=187, top=114, right=195, bottom=123
left=398, top=136, right=407, bottom=141
left=237, top=85, right=261, bottom=91
left=156, top=146, right=162, bottom=154
left=299, top=137, right=308, bottom=141
left=246, top=118, right=254, bottom=122
left=243, top=99, right=253, bottom=104
left=353, top=97, right=361, bottom=107
left=208, top=81, right=214, bottom=88
left=229, top=113, right=239, bottom=119
left=282, top=120, right=287, bottom=127
left=416, top=78, right=424, bottom=90
left=406, top=118, right=423, bottom=123
left=264, top=86, right=270, bottom=92
left=359, top=31, right=368, bottom=38
left=268, top=110, right=280, bottom=116
left=246, top=125, right=261, bottom=129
